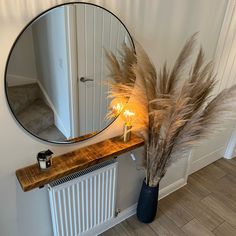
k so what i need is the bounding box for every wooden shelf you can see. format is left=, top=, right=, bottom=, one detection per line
left=16, top=134, right=144, bottom=192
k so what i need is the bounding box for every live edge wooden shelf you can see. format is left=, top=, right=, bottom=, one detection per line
left=16, top=134, right=144, bottom=192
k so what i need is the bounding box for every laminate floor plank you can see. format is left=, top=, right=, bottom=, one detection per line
left=185, top=175, right=211, bottom=199
left=167, top=186, right=201, bottom=203
left=182, top=219, right=215, bottom=236
left=191, top=173, right=236, bottom=197
left=164, top=186, right=224, bottom=231
left=225, top=173, right=236, bottom=185
left=120, top=216, right=158, bottom=236
left=212, top=176, right=236, bottom=197
left=191, top=163, right=226, bottom=181
left=213, top=222, right=236, bottom=236
left=212, top=190, right=236, bottom=213
left=201, top=195, right=236, bottom=227
left=158, top=195, right=194, bottom=227
left=214, top=159, right=236, bottom=177
left=226, top=157, right=236, bottom=167
left=149, top=209, right=187, bottom=236
left=174, top=191, right=224, bottom=231
left=101, top=224, right=130, bottom=236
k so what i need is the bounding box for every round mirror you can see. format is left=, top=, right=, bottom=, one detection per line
left=5, top=3, right=134, bottom=144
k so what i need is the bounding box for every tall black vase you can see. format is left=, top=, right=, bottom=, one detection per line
left=136, top=179, right=159, bottom=223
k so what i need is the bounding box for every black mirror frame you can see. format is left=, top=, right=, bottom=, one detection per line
left=4, top=1, right=135, bottom=145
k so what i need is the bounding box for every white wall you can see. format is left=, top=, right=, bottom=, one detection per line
left=0, top=1, right=229, bottom=236
left=214, top=0, right=236, bottom=159
left=32, top=6, right=72, bottom=138
left=6, top=27, right=37, bottom=86
left=189, top=0, right=236, bottom=171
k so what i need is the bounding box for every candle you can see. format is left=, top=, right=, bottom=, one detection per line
left=112, top=102, right=124, bottom=116
left=122, top=109, right=135, bottom=142
left=37, top=149, right=53, bottom=171
left=123, top=109, right=135, bottom=126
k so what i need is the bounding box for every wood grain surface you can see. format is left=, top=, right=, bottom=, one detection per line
left=16, top=134, right=144, bottom=192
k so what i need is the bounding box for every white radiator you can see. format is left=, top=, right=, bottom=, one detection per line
left=48, top=160, right=118, bottom=236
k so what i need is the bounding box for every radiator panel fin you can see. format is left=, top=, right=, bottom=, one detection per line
left=48, top=160, right=117, bottom=236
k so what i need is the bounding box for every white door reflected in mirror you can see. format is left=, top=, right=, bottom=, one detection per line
left=5, top=3, right=134, bottom=144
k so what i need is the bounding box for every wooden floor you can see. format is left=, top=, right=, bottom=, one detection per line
left=100, top=157, right=236, bottom=236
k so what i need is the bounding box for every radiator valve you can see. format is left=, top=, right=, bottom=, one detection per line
left=115, top=208, right=121, bottom=217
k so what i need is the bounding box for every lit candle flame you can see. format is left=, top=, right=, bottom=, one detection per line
left=123, top=109, right=135, bottom=126
left=112, top=103, right=124, bottom=116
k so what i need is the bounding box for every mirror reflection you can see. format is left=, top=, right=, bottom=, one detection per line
left=5, top=3, right=133, bottom=143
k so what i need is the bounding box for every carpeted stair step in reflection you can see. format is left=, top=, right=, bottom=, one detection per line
left=8, top=83, right=66, bottom=141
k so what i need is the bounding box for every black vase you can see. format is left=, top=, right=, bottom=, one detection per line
left=136, top=179, right=159, bottom=223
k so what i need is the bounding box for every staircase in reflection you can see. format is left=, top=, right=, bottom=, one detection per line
left=7, top=83, right=66, bottom=142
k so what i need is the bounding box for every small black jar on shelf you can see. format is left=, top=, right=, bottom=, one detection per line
left=37, top=149, right=53, bottom=171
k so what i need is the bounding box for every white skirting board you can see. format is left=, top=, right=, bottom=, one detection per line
left=188, top=146, right=225, bottom=175
left=6, top=74, right=37, bottom=86
left=96, top=177, right=186, bottom=236
left=158, top=178, right=186, bottom=200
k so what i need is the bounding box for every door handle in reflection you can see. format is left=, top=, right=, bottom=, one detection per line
left=80, top=77, right=94, bottom=82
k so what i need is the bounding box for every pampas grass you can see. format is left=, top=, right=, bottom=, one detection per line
left=106, top=35, right=236, bottom=187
